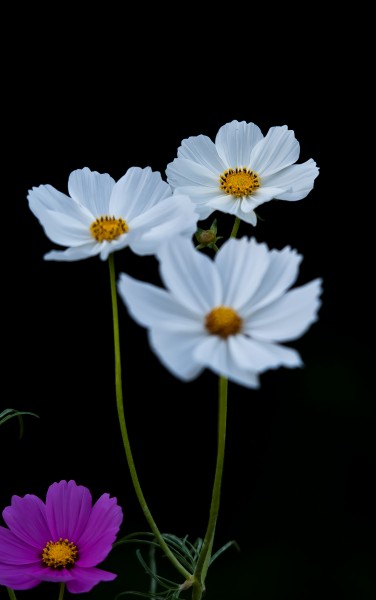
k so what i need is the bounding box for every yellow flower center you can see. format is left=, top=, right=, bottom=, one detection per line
left=205, top=306, right=243, bottom=339
left=90, top=216, right=128, bottom=242
left=219, top=167, right=260, bottom=198
left=42, top=538, right=78, bottom=569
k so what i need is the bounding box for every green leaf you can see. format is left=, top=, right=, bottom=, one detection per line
left=209, top=539, right=240, bottom=565
left=0, top=409, right=39, bottom=439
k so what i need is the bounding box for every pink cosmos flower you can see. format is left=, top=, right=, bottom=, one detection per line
left=0, top=480, right=123, bottom=594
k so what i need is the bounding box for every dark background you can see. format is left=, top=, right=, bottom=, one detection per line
left=1, top=15, right=374, bottom=600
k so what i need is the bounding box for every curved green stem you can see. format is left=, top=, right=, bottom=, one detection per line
left=6, top=589, right=17, bottom=600
left=230, top=216, right=241, bottom=238
left=191, top=376, right=228, bottom=599
left=108, top=254, right=192, bottom=582
left=57, top=583, right=65, bottom=600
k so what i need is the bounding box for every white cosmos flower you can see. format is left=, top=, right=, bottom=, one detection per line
left=117, top=236, right=323, bottom=389
left=166, top=120, right=319, bottom=226
left=27, top=166, right=199, bottom=261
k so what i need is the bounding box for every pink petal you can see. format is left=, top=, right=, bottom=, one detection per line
left=45, top=480, right=92, bottom=541
left=0, top=564, right=40, bottom=590
left=76, top=494, right=122, bottom=567
left=66, top=565, right=117, bottom=594
left=0, top=526, right=40, bottom=565
left=28, top=564, right=74, bottom=583
left=2, top=494, right=50, bottom=548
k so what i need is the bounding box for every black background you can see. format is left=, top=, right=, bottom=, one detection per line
left=1, top=14, right=375, bottom=600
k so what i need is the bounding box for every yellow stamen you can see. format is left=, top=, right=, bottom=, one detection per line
left=90, top=215, right=128, bottom=242
left=205, top=306, right=243, bottom=339
left=219, top=167, right=260, bottom=197
left=42, top=538, right=78, bottom=569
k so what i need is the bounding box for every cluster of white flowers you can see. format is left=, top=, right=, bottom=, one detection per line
left=28, top=120, right=322, bottom=389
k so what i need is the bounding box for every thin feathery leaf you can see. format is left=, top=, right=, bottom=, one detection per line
left=0, top=409, right=39, bottom=439
left=210, top=540, right=240, bottom=565
left=0, top=409, right=39, bottom=425
left=136, top=550, right=180, bottom=590
left=115, top=532, right=197, bottom=572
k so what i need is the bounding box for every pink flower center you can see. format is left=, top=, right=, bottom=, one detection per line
left=42, top=537, right=78, bottom=569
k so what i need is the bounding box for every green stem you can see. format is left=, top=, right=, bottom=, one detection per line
left=230, top=216, right=241, bottom=238
left=191, top=376, right=228, bottom=600
left=149, top=542, right=157, bottom=598
left=57, top=583, right=65, bottom=600
left=6, top=589, right=17, bottom=600
left=108, top=254, right=192, bottom=583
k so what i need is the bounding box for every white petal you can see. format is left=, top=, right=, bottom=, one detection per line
left=173, top=185, right=223, bottom=203
left=193, top=336, right=229, bottom=374
left=95, top=228, right=148, bottom=261
left=28, top=184, right=93, bottom=223
left=149, top=329, right=205, bottom=381
left=110, top=167, right=171, bottom=221
left=206, top=193, right=242, bottom=215
left=240, top=198, right=257, bottom=213
left=174, top=134, right=226, bottom=174
left=31, top=208, right=92, bottom=247
left=236, top=210, right=257, bottom=227
left=257, top=341, right=303, bottom=368
left=157, top=236, right=223, bottom=314
left=204, top=194, right=258, bottom=225
left=172, top=186, right=224, bottom=219
left=127, top=194, right=198, bottom=256
left=242, top=246, right=303, bottom=313
left=68, top=167, right=115, bottom=214
left=44, top=242, right=100, bottom=261
left=227, top=335, right=302, bottom=371
left=98, top=235, right=129, bottom=260
left=215, top=121, right=264, bottom=168
left=248, top=279, right=323, bottom=341
left=215, top=237, right=270, bottom=308
left=128, top=193, right=196, bottom=231
left=166, top=157, right=218, bottom=189
left=205, top=194, right=258, bottom=224
left=117, top=272, right=203, bottom=332
left=237, top=209, right=258, bottom=226
left=245, top=186, right=286, bottom=209
left=250, top=126, right=300, bottom=177
left=193, top=336, right=260, bottom=388
left=228, top=366, right=260, bottom=388
left=264, top=159, right=320, bottom=201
